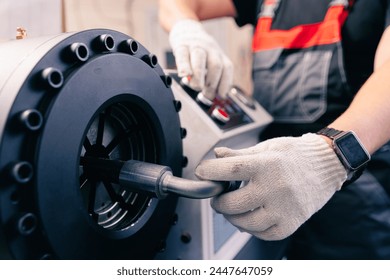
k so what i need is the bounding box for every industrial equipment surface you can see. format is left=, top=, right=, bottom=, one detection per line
left=0, top=29, right=276, bottom=260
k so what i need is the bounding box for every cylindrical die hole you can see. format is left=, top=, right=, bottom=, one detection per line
left=18, top=213, right=37, bottom=236
left=11, top=161, right=33, bottom=184
left=99, top=34, right=115, bottom=51
left=143, top=54, right=158, bottom=68
left=42, top=67, right=64, bottom=89
left=162, top=75, right=172, bottom=88
left=20, top=109, right=43, bottom=131
left=128, top=39, right=139, bottom=54
left=70, top=42, right=89, bottom=62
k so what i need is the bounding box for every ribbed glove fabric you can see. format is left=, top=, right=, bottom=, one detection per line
left=169, top=19, right=233, bottom=99
left=195, top=133, right=347, bottom=240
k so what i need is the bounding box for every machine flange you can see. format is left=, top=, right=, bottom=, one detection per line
left=0, top=29, right=183, bottom=259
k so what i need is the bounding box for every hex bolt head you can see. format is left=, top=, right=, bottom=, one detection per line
left=180, top=127, right=187, bottom=139
left=17, top=213, right=37, bottom=236
left=180, top=232, right=192, bottom=244
left=181, top=156, right=188, bottom=168
left=142, top=54, right=158, bottom=68
left=97, top=34, right=115, bottom=51
left=120, top=39, right=139, bottom=55
left=161, top=75, right=172, bottom=88
left=174, top=100, right=182, bottom=112
left=19, top=109, right=43, bottom=131
left=69, top=42, right=90, bottom=62
left=9, top=161, right=34, bottom=184
left=41, top=67, right=64, bottom=89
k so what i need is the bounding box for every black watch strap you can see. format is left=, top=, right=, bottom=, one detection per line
left=317, top=127, right=370, bottom=186
left=317, top=127, right=344, bottom=139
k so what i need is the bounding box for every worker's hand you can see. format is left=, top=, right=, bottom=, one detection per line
left=195, top=133, right=348, bottom=241
left=169, top=19, right=233, bottom=99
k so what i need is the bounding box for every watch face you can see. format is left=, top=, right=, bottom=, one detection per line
left=335, top=132, right=370, bottom=170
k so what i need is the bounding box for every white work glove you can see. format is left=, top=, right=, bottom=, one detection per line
left=195, top=133, right=348, bottom=241
left=169, top=19, right=234, bottom=99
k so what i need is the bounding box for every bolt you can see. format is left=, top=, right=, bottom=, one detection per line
left=174, top=100, right=182, bottom=112
left=180, top=232, right=192, bottom=244
left=120, top=39, right=139, bottom=55
left=41, top=67, right=64, bottom=89
left=96, top=34, right=115, bottom=52
left=180, top=128, right=187, bottom=139
left=162, top=75, right=173, bottom=88
left=182, top=156, right=188, bottom=168
left=19, top=109, right=43, bottom=131
left=69, top=42, right=89, bottom=62
left=142, top=54, right=158, bottom=68
left=17, top=213, right=37, bottom=236
left=9, top=161, right=33, bottom=184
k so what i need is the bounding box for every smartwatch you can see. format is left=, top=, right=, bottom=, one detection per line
left=316, top=127, right=371, bottom=183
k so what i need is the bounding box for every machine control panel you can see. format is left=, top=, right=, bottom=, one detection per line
left=160, top=69, right=273, bottom=260
left=211, top=106, right=230, bottom=123
left=171, top=74, right=253, bottom=131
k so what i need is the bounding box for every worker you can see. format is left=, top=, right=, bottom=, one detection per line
left=159, top=0, right=390, bottom=259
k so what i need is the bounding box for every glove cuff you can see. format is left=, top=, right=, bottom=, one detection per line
left=301, top=133, right=348, bottom=191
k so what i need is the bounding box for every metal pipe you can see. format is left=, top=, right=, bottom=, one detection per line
left=161, top=174, right=227, bottom=199
left=81, top=157, right=238, bottom=199
left=119, top=160, right=239, bottom=199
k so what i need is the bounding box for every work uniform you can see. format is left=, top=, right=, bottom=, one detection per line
left=232, top=0, right=390, bottom=259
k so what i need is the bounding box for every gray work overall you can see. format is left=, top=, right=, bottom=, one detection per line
left=252, top=0, right=390, bottom=259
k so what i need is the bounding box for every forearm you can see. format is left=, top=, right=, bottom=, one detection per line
left=158, top=0, right=199, bottom=31
left=328, top=58, right=390, bottom=154
left=158, top=0, right=236, bottom=31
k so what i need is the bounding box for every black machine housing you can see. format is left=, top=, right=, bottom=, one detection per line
left=0, top=29, right=183, bottom=259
